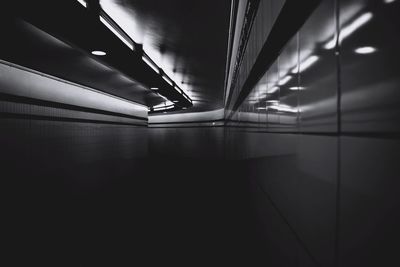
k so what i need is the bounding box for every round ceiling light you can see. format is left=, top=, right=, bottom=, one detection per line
left=354, top=46, right=377, bottom=54
left=91, top=50, right=107, bottom=56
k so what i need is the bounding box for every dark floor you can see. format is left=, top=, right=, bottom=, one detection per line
left=5, top=157, right=264, bottom=266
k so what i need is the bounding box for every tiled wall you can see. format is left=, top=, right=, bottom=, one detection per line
left=225, top=0, right=400, bottom=266
left=0, top=61, right=149, bottom=192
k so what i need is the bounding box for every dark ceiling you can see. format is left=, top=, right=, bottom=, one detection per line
left=101, top=0, right=231, bottom=112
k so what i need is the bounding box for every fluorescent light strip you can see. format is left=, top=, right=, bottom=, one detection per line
left=100, top=16, right=134, bottom=50
left=354, top=46, right=376, bottom=54
left=142, top=56, right=160, bottom=74
left=324, top=12, right=373, bottom=49
left=267, top=86, right=279, bottom=94
left=293, top=55, right=319, bottom=74
left=289, top=86, right=305, bottom=90
left=77, top=0, right=87, bottom=8
left=278, top=76, right=292, bottom=86
left=270, top=105, right=297, bottom=113
left=162, top=75, right=174, bottom=86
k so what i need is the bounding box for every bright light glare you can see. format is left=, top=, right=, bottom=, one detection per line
left=257, top=107, right=267, bottom=110
left=295, top=55, right=319, bottom=73
left=143, top=56, right=160, bottom=73
left=91, top=50, right=106, bottom=56
left=77, top=0, right=87, bottom=8
left=100, top=16, right=134, bottom=50
left=289, top=86, right=305, bottom=90
left=354, top=46, right=377, bottom=54
left=267, top=86, right=279, bottom=94
left=150, top=87, right=159, bottom=90
left=324, top=12, right=373, bottom=49
left=278, top=76, right=292, bottom=86
left=267, top=100, right=279, bottom=103
left=162, top=75, right=174, bottom=86
left=270, top=104, right=297, bottom=113
left=384, top=0, right=396, bottom=3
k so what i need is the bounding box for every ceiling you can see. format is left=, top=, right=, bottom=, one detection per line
left=100, top=0, right=231, bottom=112
left=1, top=0, right=231, bottom=113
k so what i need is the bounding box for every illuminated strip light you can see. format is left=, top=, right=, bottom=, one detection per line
left=270, top=105, right=297, bottom=113
left=292, top=55, right=319, bottom=74
left=278, top=76, right=292, bottom=86
left=77, top=0, right=87, bottom=7
left=153, top=105, right=175, bottom=111
left=324, top=12, right=373, bottom=50
left=100, top=16, right=134, bottom=50
left=162, top=75, right=174, bottom=86
left=142, top=55, right=160, bottom=74
left=267, top=86, right=279, bottom=94
left=290, top=86, right=305, bottom=90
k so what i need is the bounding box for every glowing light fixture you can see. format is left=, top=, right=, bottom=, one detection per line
left=91, top=50, right=106, bottom=56
left=289, top=86, right=305, bottom=90
left=384, top=0, right=396, bottom=3
left=150, top=87, right=159, bottom=91
left=278, top=76, right=292, bottom=86
left=77, top=0, right=87, bottom=8
left=267, top=86, right=279, bottom=94
left=354, top=46, right=377, bottom=54
left=324, top=12, right=373, bottom=49
left=162, top=75, right=174, bottom=86
left=100, top=16, right=134, bottom=50
left=143, top=56, right=160, bottom=73
left=295, top=55, right=319, bottom=73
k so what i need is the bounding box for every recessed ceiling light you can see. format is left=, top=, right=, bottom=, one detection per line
left=354, top=46, right=377, bottom=54
left=289, top=86, right=305, bottom=90
left=150, top=87, right=159, bottom=90
left=91, top=50, right=106, bottom=56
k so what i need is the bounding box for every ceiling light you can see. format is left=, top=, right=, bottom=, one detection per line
left=162, top=75, right=174, bottom=86
left=172, top=100, right=179, bottom=103
left=77, top=0, right=87, bottom=8
left=354, top=46, right=377, bottom=54
left=324, top=12, right=373, bottom=49
left=100, top=16, right=134, bottom=51
left=267, top=86, right=279, bottom=94
left=150, top=87, right=159, bottom=90
left=91, top=50, right=106, bottom=56
left=143, top=55, right=160, bottom=73
left=295, top=55, right=319, bottom=73
left=278, top=76, right=292, bottom=86
left=289, top=86, right=305, bottom=90
left=384, top=0, right=396, bottom=3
